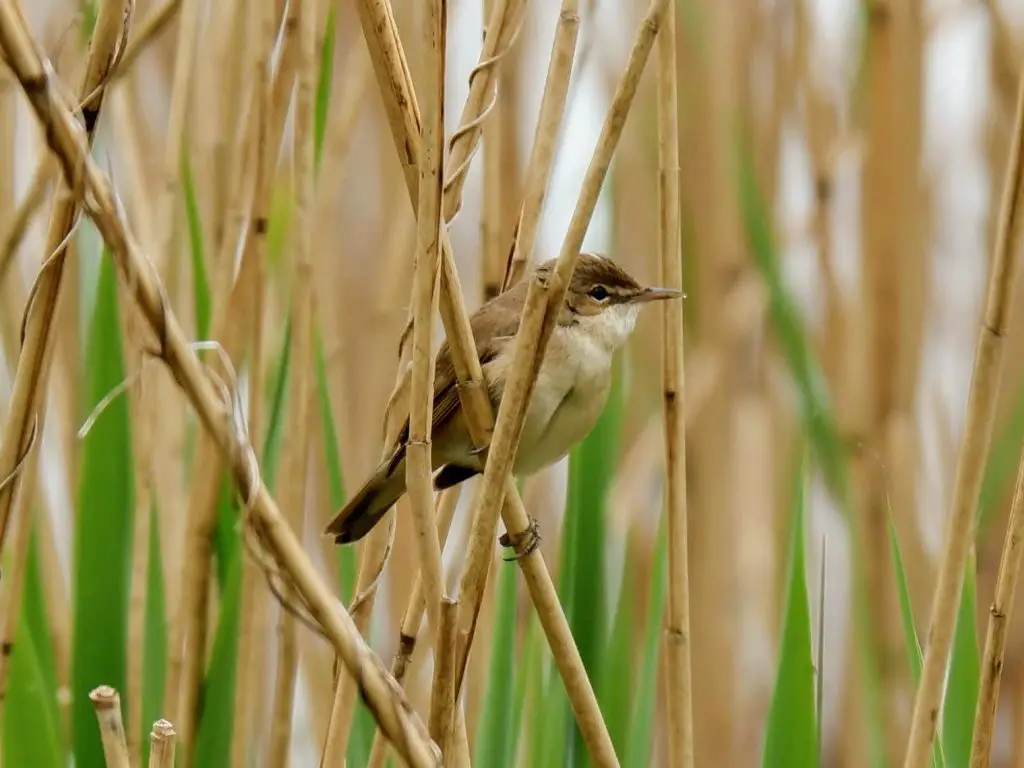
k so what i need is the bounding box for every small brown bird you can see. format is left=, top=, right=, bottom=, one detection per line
left=325, top=253, right=681, bottom=544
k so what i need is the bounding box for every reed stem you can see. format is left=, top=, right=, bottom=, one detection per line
left=657, top=0, right=694, bottom=763
left=903, top=59, right=1024, bottom=768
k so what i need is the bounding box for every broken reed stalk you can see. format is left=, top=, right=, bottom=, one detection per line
left=656, top=0, right=694, bottom=763
left=970, top=446, right=1024, bottom=765
left=148, top=720, right=178, bottom=768
left=428, top=597, right=459, bottom=754
left=903, top=63, right=1024, bottom=768
left=0, top=4, right=444, bottom=766
left=267, top=0, right=318, bottom=764
left=364, top=486, right=462, bottom=768
left=407, top=0, right=452, bottom=728
left=502, top=0, right=580, bottom=291
left=90, top=686, right=131, bottom=768
left=0, top=0, right=128, bottom=700
left=481, top=0, right=505, bottom=300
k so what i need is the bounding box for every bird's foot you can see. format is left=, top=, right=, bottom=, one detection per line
left=499, top=517, right=541, bottom=561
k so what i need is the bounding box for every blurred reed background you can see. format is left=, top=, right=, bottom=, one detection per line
left=3, top=0, right=1024, bottom=765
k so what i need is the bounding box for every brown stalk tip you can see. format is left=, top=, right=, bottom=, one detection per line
left=89, top=685, right=119, bottom=707
left=151, top=719, right=176, bottom=739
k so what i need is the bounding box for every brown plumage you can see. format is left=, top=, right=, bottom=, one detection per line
left=324, top=253, right=676, bottom=544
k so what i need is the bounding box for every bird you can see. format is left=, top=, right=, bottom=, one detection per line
left=324, top=252, right=682, bottom=545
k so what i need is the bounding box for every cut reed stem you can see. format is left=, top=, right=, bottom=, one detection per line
left=0, top=5, right=442, bottom=765
left=148, top=720, right=178, bottom=768
left=89, top=686, right=131, bottom=768
left=656, top=0, right=694, bottom=763
left=903, top=60, right=1024, bottom=768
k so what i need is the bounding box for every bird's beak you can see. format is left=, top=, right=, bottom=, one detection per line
left=631, top=286, right=684, bottom=303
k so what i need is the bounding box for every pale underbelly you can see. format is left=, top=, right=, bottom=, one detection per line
left=511, top=377, right=610, bottom=476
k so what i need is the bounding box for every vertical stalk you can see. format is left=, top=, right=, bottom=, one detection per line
left=903, top=58, right=1024, bottom=768
left=267, top=0, right=319, bottom=762
left=657, top=0, right=694, bottom=764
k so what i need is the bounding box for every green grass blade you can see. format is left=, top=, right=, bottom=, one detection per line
left=738, top=138, right=886, bottom=766
left=513, top=613, right=541, bottom=766
left=262, top=312, right=293, bottom=490
left=601, top=548, right=635, bottom=759
left=762, top=451, right=817, bottom=768
left=474, top=561, right=519, bottom=768
left=193, top=534, right=243, bottom=766
left=24, top=525, right=60, bottom=734
left=181, top=148, right=212, bottom=341
left=73, top=249, right=135, bottom=768
left=888, top=516, right=945, bottom=768
left=314, top=7, right=336, bottom=171
left=737, top=144, right=846, bottom=504
left=625, top=521, right=667, bottom=768
left=3, top=591, right=63, bottom=768
left=141, top=501, right=167, bottom=765
left=941, top=549, right=980, bottom=767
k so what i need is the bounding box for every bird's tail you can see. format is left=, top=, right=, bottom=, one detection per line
left=324, top=453, right=407, bottom=544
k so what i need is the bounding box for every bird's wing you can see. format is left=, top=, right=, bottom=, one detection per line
left=387, top=286, right=526, bottom=473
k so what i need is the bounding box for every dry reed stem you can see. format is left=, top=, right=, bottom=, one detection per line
left=481, top=0, right=504, bottom=300
left=228, top=15, right=273, bottom=765
left=407, top=0, right=449, bottom=699
left=114, top=0, right=181, bottom=79
left=149, top=0, right=198, bottom=277
left=199, top=0, right=248, bottom=255
left=451, top=0, right=670, bottom=755
left=502, top=0, right=580, bottom=290
left=0, top=4, right=443, bottom=764
left=232, top=197, right=270, bottom=768
left=0, top=0, right=127, bottom=703
left=903, top=61, right=1024, bottom=768
left=441, top=0, right=525, bottom=223
left=0, top=444, right=39, bottom=719
left=148, top=720, right=178, bottom=768
left=970, top=445, right=1024, bottom=765
left=365, top=486, right=462, bottom=768
left=657, top=0, right=694, bottom=763
left=89, top=686, right=131, bottom=768
left=428, top=597, right=459, bottom=756
left=267, top=0, right=319, bottom=764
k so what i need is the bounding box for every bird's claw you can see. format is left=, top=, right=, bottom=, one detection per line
left=499, top=517, right=541, bottom=561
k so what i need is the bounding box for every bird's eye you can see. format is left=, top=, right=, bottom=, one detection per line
left=589, top=285, right=609, bottom=301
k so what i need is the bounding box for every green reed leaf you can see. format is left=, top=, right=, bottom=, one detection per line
left=942, top=549, right=980, bottom=767
left=475, top=561, right=519, bottom=768
left=72, top=249, right=134, bottom=768
left=763, top=451, right=817, bottom=768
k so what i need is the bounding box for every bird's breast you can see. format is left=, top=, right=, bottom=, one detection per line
left=512, top=327, right=614, bottom=475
